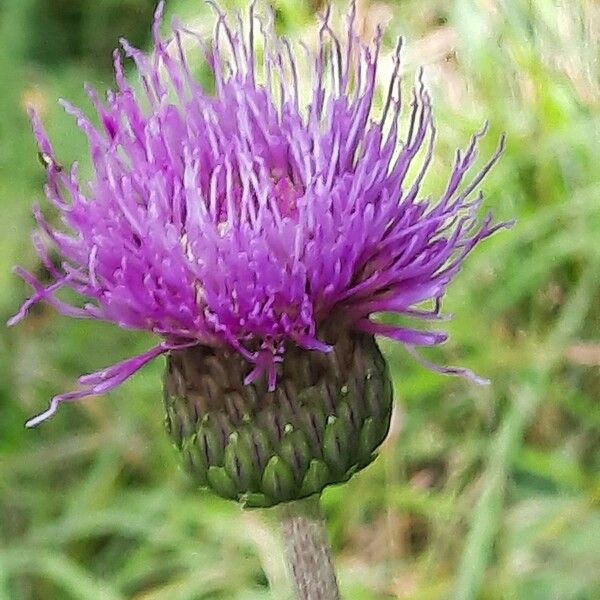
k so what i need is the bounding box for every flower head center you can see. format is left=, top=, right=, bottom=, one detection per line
left=271, top=171, right=302, bottom=219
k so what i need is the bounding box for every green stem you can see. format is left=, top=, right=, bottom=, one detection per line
left=279, top=495, right=340, bottom=600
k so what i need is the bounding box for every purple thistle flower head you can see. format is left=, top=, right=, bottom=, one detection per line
left=11, top=1, right=509, bottom=428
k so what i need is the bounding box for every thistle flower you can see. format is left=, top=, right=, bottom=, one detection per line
left=11, top=1, right=507, bottom=506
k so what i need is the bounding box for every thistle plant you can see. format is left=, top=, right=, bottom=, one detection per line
left=10, top=1, right=508, bottom=597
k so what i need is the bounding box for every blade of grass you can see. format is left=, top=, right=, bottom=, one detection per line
left=453, top=253, right=600, bottom=600
left=0, top=549, right=123, bottom=600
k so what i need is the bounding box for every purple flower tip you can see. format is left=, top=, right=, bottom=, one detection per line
left=12, top=2, right=508, bottom=425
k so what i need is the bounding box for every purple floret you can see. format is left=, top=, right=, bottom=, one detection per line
left=10, top=1, right=509, bottom=427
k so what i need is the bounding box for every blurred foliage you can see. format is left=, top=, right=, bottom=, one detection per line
left=1, top=0, right=599, bottom=599
left=18, top=0, right=156, bottom=71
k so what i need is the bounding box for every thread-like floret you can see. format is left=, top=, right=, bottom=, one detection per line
left=10, top=1, right=509, bottom=426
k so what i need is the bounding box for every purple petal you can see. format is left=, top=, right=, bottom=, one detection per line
left=25, top=341, right=197, bottom=427
left=12, top=2, right=508, bottom=421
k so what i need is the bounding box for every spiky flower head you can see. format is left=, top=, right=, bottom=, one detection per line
left=11, top=2, right=508, bottom=504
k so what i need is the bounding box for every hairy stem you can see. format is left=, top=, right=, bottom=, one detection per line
left=278, top=495, right=340, bottom=600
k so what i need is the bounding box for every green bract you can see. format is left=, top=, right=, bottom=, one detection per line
left=163, top=331, right=393, bottom=507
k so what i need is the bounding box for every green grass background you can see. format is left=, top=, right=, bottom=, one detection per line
left=0, top=0, right=598, bottom=598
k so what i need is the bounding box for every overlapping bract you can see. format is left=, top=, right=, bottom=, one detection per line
left=11, top=1, right=507, bottom=426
